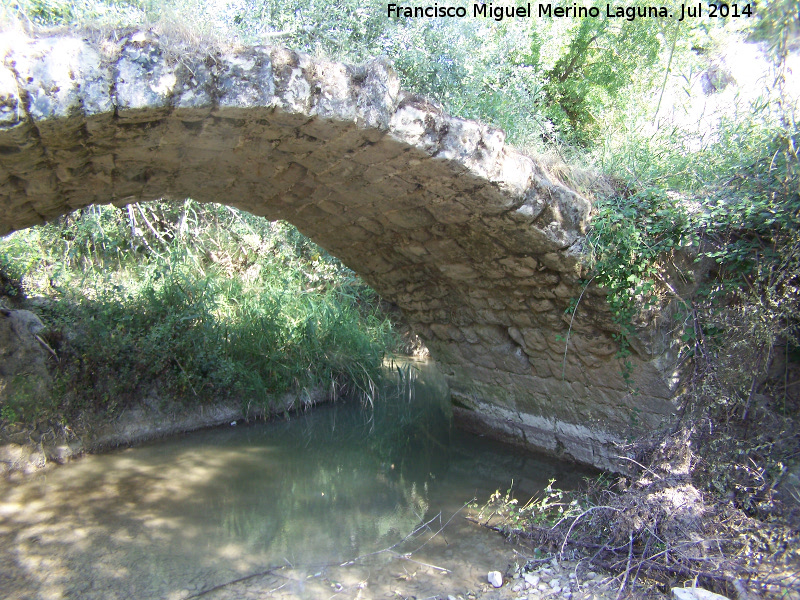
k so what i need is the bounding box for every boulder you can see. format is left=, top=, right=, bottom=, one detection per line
left=0, top=309, right=52, bottom=419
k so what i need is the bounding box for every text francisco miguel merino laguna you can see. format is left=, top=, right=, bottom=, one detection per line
left=387, top=3, right=754, bottom=21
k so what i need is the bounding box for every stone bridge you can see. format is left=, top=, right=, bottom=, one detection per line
left=0, top=32, right=680, bottom=470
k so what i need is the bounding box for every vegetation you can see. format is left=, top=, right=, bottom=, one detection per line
left=0, top=202, right=397, bottom=425
left=474, top=468, right=800, bottom=598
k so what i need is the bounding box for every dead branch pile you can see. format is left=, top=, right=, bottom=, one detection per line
left=474, top=426, right=800, bottom=600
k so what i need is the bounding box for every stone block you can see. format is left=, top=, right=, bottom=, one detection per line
left=0, top=65, right=22, bottom=127
left=519, top=328, right=548, bottom=352
left=437, top=263, right=478, bottom=281
left=384, top=208, right=435, bottom=229
left=116, top=42, right=177, bottom=120
left=426, top=199, right=473, bottom=224
left=12, top=36, right=111, bottom=121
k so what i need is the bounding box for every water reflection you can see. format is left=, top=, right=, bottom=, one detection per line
left=0, top=359, right=592, bottom=600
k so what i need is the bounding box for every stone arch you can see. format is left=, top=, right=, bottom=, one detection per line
left=0, top=32, right=678, bottom=469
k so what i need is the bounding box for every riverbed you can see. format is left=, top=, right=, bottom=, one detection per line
left=0, top=360, right=594, bottom=599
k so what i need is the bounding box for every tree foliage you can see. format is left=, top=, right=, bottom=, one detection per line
left=543, top=13, right=662, bottom=144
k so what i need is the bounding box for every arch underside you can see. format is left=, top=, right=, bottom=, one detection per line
left=0, top=33, right=679, bottom=469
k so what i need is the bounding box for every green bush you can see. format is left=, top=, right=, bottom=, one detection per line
left=0, top=201, right=398, bottom=425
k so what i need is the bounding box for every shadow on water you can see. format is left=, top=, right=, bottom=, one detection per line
left=0, top=359, right=593, bottom=600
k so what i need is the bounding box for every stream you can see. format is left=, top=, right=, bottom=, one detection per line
left=0, top=360, right=594, bottom=600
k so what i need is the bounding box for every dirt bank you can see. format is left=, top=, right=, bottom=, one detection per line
left=0, top=390, right=327, bottom=479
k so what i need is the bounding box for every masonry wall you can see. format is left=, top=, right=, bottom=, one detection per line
left=0, top=32, right=682, bottom=469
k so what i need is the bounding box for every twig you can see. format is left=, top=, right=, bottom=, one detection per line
left=268, top=582, right=287, bottom=595
left=407, top=500, right=472, bottom=555
left=512, top=548, right=552, bottom=565
left=653, top=19, right=680, bottom=127
left=614, top=456, right=663, bottom=480
left=173, top=357, right=199, bottom=397
left=137, top=204, right=169, bottom=246
left=561, top=276, right=594, bottom=380
left=183, top=566, right=284, bottom=599
left=340, top=512, right=443, bottom=567
left=631, top=533, right=651, bottom=591
left=35, top=334, right=59, bottom=362
left=389, top=551, right=451, bottom=573
left=742, top=342, right=770, bottom=422
left=615, top=532, right=634, bottom=600
left=558, top=506, right=621, bottom=559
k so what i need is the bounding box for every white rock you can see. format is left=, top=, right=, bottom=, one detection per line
left=586, top=571, right=597, bottom=580
left=550, top=579, right=561, bottom=589
left=539, top=583, right=550, bottom=591
left=488, top=571, right=503, bottom=588
left=672, top=588, right=731, bottom=600
left=512, top=583, right=523, bottom=592
left=524, top=573, right=540, bottom=586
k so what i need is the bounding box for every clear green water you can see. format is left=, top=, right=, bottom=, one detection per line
left=0, top=360, right=593, bottom=600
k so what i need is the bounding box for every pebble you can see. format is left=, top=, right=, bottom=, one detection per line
left=504, top=557, right=618, bottom=600
left=488, top=571, right=503, bottom=588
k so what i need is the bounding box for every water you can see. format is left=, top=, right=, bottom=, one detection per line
left=0, top=360, right=593, bottom=600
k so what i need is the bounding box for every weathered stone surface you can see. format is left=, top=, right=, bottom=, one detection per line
left=0, top=309, right=52, bottom=414
left=0, top=33, right=683, bottom=470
